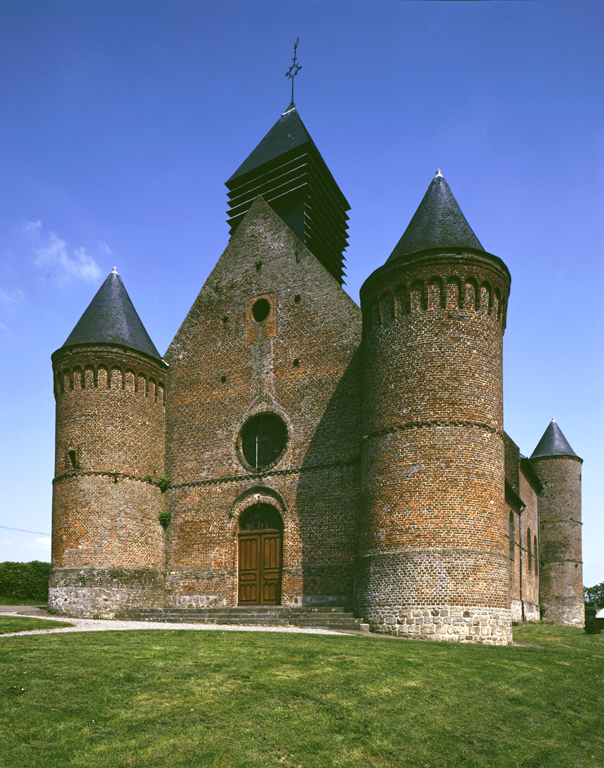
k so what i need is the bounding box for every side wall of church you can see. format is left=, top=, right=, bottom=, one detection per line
left=163, top=199, right=363, bottom=608
left=517, top=470, right=540, bottom=620
left=49, top=345, right=167, bottom=617
left=505, top=436, right=540, bottom=623
left=507, top=474, right=540, bottom=623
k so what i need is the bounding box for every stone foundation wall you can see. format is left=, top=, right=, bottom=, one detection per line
left=364, top=604, right=512, bottom=645
left=541, top=596, right=585, bottom=627
left=49, top=567, right=165, bottom=618
left=523, top=601, right=540, bottom=623
left=511, top=598, right=540, bottom=623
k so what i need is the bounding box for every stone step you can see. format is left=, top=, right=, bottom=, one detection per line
left=123, top=608, right=352, bottom=618
left=129, top=605, right=350, bottom=613
left=124, top=611, right=359, bottom=620
left=128, top=618, right=362, bottom=630
left=128, top=616, right=358, bottom=625
left=127, top=611, right=355, bottom=620
left=118, top=605, right=366, bottom=631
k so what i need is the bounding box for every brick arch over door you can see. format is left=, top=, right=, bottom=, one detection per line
left=238, top=503, right=283, bottom=606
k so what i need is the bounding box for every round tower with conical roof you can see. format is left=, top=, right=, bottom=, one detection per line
left=355, top=171, right=512, bottom=644
left=49, top=268, right=167, bottom=617
left=530, top=420, right=584, bottom=626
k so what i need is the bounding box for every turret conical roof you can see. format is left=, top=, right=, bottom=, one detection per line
left=531, top=419, right=580, bottom=459
left=62, top=268, right=162, bottom=361
left=225, top=103, right=350, bottom=284
left=387, top=170, right=484, bottom=262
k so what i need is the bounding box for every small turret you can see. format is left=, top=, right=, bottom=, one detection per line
left=531, top=420, right=584, bottom=626
left=356, top=171, right=512, bottom=644
left=49, top=269, right=167, bottom=617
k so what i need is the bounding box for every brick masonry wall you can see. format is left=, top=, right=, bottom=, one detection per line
left=506, top=468, right=541, bottom=623
left=531, top=455, right=584, bottom=626
left=163, top=198, right=363, bottom=608
left=356, top=250, right=513, bottom=643
left=518, top=469, right=540, bottom=617
left=49, top=345, right=167, bottom=617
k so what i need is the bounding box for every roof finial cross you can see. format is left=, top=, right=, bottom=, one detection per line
left=285, top=37, right=302, bottom=105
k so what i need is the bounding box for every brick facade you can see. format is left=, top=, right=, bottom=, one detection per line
left=531, top=454, right=584, bottom=626
left=356, top=250, right=513, bottom=644
left=49, top=345, right=167, bottom=616
left=162, top=201, right=363, bottom=610
left=505, top=436, right=541, bottom=623
left=49, top=109, right=583, bottom=639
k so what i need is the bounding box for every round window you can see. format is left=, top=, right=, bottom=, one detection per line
left=252, top=298, right=271, bottom=322
left=240, top=413, right=288, bottom=470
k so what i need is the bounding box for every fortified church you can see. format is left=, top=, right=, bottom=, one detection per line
left=49, top=100, right=584, bottom=643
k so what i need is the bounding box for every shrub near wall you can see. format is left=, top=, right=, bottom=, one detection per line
left=584, top=582, right=604, bottom=611
left=0, top=561, right=51, bottom=602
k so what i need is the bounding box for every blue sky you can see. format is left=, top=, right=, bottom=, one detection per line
left=1, top=0, right=602, bottom=586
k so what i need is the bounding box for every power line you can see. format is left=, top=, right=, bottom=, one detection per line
left=0, top=525, right=50, bottom=536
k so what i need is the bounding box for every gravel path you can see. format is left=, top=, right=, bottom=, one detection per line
left=0, top=611, right=343, bottom=638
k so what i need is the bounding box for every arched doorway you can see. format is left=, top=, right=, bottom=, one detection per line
left=238, top=504, right=283, bottom=605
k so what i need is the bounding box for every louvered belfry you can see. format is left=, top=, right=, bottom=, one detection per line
left=226, top=103, right=350, bottom=283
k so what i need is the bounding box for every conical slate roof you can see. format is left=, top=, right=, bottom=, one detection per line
left=62, top=268, right=162, bottom=361
left=387, top=170, right=484, bottom=262
left=225, top=103, right=350, bottom=284
left=531, top=420, right=580, bottom=459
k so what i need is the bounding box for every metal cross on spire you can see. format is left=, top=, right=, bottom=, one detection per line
left=285, top=37, right=302, bottom=104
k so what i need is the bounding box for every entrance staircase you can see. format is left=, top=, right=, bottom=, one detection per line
left=119, top=605, right=368, bottom=632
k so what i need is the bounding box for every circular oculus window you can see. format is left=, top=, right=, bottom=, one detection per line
left=252, top=298, right=271, bottom=322
left=240, top=412, right=288, bottom=470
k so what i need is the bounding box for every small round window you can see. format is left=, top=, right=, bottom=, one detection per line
left=252, top=298, right=271, bottom=322
left=240, top=413, right=287, bottom=470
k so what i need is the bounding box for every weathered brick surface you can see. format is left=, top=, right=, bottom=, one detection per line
left=356, top=250, right=513, bottom=643
left=48, top=191, right=581, bottom=640
left=506, top=451, right=541, bottom=622
left=531, top=455, right=584, bottom=626
left=163, top=199, right=363, bottom=609
left=49, top=345, right=167, bottom=616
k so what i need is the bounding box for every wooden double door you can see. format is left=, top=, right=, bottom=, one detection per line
left=238, top=505, right=283, bottom=605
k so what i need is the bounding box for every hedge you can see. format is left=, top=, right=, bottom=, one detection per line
left=0, top=561, right=51, bottom=601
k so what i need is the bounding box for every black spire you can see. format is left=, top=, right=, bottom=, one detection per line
left=388, top=170, right=484, bottom=262
left=62, top=268, right=162, bottom=361
left=226, top=104, right=350, bottom=284
left=531, top=419, right=580, bottom=460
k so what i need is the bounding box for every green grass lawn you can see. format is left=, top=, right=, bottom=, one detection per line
left=0, top=597, right=49, bottom=606
left=1, top=624, right=602, bottom=768
left=0, top=615, right=74, bottom=635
